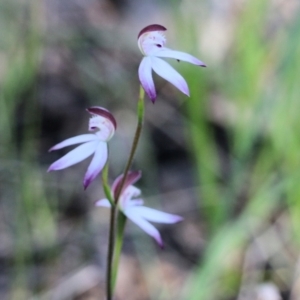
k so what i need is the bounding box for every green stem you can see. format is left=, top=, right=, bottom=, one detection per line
left=106, top=86, right=145, bottom=300
left=112, top=211, right=127, bottom=289
left=114, top=86, right=145, bottom=203
left=102, top=163, right=115, bottom=206
left=104, top=162, right=115, bottom=300
left=107, top=204, right=115, bottom=300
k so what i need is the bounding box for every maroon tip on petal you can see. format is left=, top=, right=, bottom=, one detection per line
left=138, top=24, right=167, bottom=39
left=48, top=146, right=56, bottom=152
left=112, top=170, right=142, bottom=198
left=155, top=236, right=164, bottom=249
left=86, top=106, right=117, bottom=130
left=84, top=174, right=97, bottom=189
left=149, top=94, right=156, bottom=103
left=158, top=242, right=164, bottom=250
left=83, top=178, right=90, bottom=190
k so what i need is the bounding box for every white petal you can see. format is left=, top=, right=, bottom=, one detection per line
left=154, top=48, right=206, bottom=66
left=120, top=185, right=141, bottom=207
left=124, top=209, right=163, bottom=247
left=90, top=116, right=115, bottom=141
left=87, top=106, right=117, bottom=132
left=49, top=134, right=98, bottom=151
left=127, top=206, right=183, bottom=224
left=48, top=141, right=98, bottom=171
left=111, top=171, right=142, bottom=198
left=127, top=199, right=144, bottom=206
left=95, top=199, right=111, bottom=207
left=139, top=33, right=167, bottom=56
left=151, top=57, right=189, bottom=96
left=83, top=142, right=108, bottom=189
left=138, top=57, right=156, bottom=102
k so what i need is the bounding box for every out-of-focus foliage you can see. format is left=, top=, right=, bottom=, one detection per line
left=0, top=0, right=300, bottom=299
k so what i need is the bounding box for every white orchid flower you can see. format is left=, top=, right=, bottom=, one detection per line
left=138, top=24, right=206, bottom=102
left=48, top=106, right=116, bottom=189
left=96, top=171, right=183, bottom=247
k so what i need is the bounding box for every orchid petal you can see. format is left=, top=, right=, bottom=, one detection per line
left=151, top=57, right=189, bottom=96
left=154, top=48, right=206, bottom=67
left=138, top=57, right=156, bottom=102
left=112, top=171, right=142, bottom=198
left=83, top=142, right=107, bottom=189
left=127, top=199, right=144, bottom=206
left=95, top=199, right=111, bottom=207
left=127, top=206, right=183, bottom=224
left=124, top=209, right=163, bottom=247
left=48, top=141, right=98, bottom=171
left=87, top=106, right=117, bottom=131
left=49, top=134, right=98, bottom=151
left=119, top=185, right=141, bottom=207
left=138, top=24, right=167, bottom=39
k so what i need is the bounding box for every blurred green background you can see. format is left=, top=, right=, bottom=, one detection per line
left=1, top=0, right=300, bottom=299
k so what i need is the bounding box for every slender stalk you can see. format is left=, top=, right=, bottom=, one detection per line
left=114, top=86, right=145, bottom=203
left=106, top=86, right=145, bottom=300
left=112, top=211, right=127, bottom=289
left=106, top=201, right=116, bottom=300
left=104, top=162, right=115, bottom=300
left=102, top=163, right=115, bottom=206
